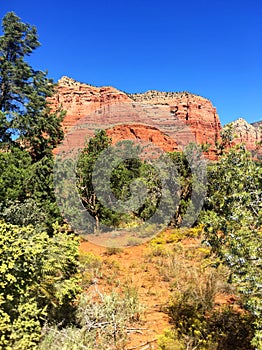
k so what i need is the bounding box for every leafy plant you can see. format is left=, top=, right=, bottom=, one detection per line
left=0, top=222, right=80, bottom=349
left=203, top=146, right=262, bottom=348
left=158, top=329, right=185, bottom=350
left=0, top=142, right=64, bottom=233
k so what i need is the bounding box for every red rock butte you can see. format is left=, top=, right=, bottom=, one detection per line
left=49, top=76, right=260, bottom=159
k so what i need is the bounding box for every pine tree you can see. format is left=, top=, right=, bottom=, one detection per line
left=0, top=12, right=64, bottom=160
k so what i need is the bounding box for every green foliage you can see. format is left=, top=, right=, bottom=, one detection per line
left=167, top=276, right=255, bottom=350
left=110, top=152, right=162, bottom=222
left=0, top=148, right=62, bottom=232
left=1, top=198, right=46, bottom=228
left=203, top=146, right=262, bottom=347
left=0, top=147, right=32, bottom=205
left=216, top=123, right=235, bottom=153
left=0, top=222, right=80, bottom=349
left=76, top=130, right=113, bottom=230
left=0, top=12, right=64, bottom=160
left=77, top=130, right=164, bottom=230
left=168, top=144, right=207, bottom=228
left=0, top=11, right=65, bottom=232
left=79, top=251, right=102, bottom=288
left=133, top=158, right=162, bottom=221
left=25, top=154, right=63, bottom=231
left=209, top=307, right=255, bottom=350
left=158, top=329, right=186, bottom=350
left=77, top=131, right=205, bottom=232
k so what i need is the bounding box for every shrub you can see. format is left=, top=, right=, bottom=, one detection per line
left=166, top=271, right=255, bottom=350
left=158, top=329, right=185, bottom=350
left=105, top=247, right=123, bottom=256
left=79, top=251, right=102, bottom=288
left=39, top=288, right=142, bottom=350
left=0, top=222, right=80, bottom=349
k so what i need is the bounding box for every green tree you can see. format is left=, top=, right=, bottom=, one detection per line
left=168, top=143, right=207, bottom=228
left=25, top=154, right=63, bottom=230
left=168, top=151, right=192, bottom=226
left=76, top=130, right=167, bottom=230
left=203, top=146, right=262, bottom=348
left=0, top=147, right=32, bottom=206
left=77, top=130, right=112, bottom=230
left=0, top=148, right=62, bottom=233
left=0, top=12, right=65, bottom=232
left=0, top=12, right=64, bottom=160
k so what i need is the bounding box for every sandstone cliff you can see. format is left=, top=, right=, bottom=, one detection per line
left=49, top=76, right=131, bottom=133
left=128, top=90, right=221, bottom=158
left=51, top=77, right=223, bottom=159
left=227, top=118, right=261, bottom=154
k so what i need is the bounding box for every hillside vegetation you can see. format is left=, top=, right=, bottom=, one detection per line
left=0, top=12, right=261, bottom=350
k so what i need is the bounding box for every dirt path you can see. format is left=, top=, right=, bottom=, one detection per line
left=80, top=241, right=172, bottom=349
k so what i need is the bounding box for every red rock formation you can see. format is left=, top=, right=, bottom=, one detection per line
left=128, top=90, right=221, bottom=146
left=128, top=90, right=221, bottom=159
left=107, top=124, right=179, bottom=153
left=49, top=76, right=131, bottom=133
left=51, top=77, right=223, bottom=159
left=229, top=118, right=261, bottom=154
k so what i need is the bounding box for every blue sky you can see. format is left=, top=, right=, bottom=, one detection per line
left=1, top=0, right=261, bottom=125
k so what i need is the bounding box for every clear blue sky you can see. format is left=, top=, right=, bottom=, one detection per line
left=1, top=0, right=261, bottom=125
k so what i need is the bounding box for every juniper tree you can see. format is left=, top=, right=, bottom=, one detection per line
left=203, top=146, right=262, bottom=348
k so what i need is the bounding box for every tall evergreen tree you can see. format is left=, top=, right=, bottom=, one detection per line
left=0, top=12, right=64, bottom=160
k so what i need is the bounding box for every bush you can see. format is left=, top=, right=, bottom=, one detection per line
left=79, top=251, right=102, bottom=288
left=0, top=222, right=80, bottom=349
left=167, top=272, right=255, bottom=350
left=158, top=329, right=185, bottom=350
left=39, top=288, right=142, bottom=350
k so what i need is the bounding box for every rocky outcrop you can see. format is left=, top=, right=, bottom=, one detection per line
left=228, top=118, right=261, bottom=154
left=106, top=124, right=179, bottom=153
left=51, top=77, right=223, bottom=159
left=49, top=76, right=131, bottom=133
left=128, top=90, right=221, bottom=159
left=251, top=120, right=262, bottom=129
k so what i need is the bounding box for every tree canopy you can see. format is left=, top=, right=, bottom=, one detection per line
left=203, top=146, right=262, bottom=348
left=0, top=11, right=64, bottom=160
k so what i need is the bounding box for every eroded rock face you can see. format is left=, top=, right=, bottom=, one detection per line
left=128, top=90, right=221, bottom=159
left=50, top=77, right=223, bottom=159
left=49, top=76, right=131, bottom=133
left=107, top=124, right=179, bottom=153
left=228, top=118, right=262, bottom=154
left=251, top=120, right=262, bottom=129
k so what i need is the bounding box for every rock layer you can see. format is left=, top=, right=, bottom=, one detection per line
left=229, top=118, right=261, bottom=155
left=50, top=77, right=261, bottom=160
left=128, top=90, right=221, bottom=159
left=107, top=124, right=179, bottom=153
left=50, top=77, right=223, bottom=159
left=49, top=76, right=131, bottom=133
